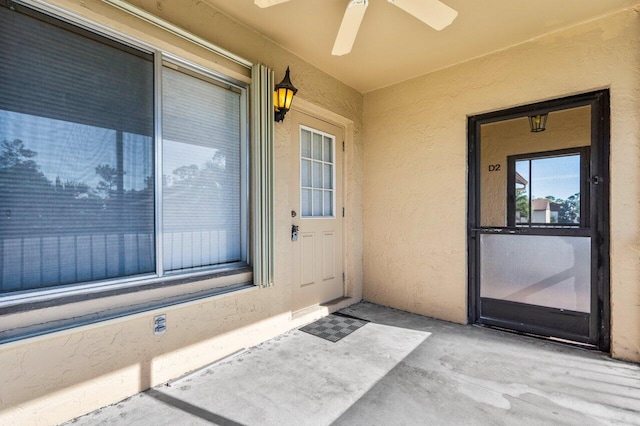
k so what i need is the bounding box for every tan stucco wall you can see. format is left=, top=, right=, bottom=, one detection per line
left=362, top=7, right=640, bottom=362
left=480, top=106, right=591, bottom=227
left=0, top=1, right=363, bottom=424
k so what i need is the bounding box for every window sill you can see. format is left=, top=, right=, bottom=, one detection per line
left=0, top=264, right=254, bottom=344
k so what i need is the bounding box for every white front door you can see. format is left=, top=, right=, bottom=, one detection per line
left=290, top=111, right=344, bottom=312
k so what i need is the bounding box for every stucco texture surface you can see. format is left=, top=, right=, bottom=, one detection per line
left=0, top=0, right=363, bottom=425
left=362, top=7, right=640, bottom=361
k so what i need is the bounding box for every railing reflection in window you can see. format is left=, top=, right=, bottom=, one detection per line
left=0, top=232, right=154, bottom=292
left=163, top=230, right=241, bottom=271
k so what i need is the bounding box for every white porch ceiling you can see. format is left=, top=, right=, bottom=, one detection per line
left=203, top=0, right=638, bottom=93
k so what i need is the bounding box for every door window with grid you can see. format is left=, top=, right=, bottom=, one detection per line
left=300, top=127, right=334, bottom=218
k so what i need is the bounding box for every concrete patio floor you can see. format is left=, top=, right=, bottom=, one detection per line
left=65, top=302, right=640, bottom=426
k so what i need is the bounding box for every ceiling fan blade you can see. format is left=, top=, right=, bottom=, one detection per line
left=332, top=0, right=369, bottom=56
left=254, top=0, right=294, bottom=8
left=388, top=0, right=457, bottom=31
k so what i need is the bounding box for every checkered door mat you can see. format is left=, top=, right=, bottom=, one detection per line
left=299, top=313, right=369, bottom=343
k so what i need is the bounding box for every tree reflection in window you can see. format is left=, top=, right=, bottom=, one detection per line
left=511, top=150, right=586, bottom=227
left=0, top=113, right=154, bottom=292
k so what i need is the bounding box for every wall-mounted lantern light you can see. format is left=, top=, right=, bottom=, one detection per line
left=528, top=113, right=548, bottom=133
left=274, top=67, right=297, bottom=122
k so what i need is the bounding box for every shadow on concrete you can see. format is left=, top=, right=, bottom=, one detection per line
left=146, top=389, right=246, bottom=426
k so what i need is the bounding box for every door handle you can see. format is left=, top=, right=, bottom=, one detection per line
left=291, top=225, right=299, bottom=242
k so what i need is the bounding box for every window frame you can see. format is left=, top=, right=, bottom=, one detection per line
left=506, top=147, right=590, bottom=229
left=0, top=0, right=260, bottom=342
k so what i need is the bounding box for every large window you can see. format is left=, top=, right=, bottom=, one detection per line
left=0, top=4, right=248, bottom=297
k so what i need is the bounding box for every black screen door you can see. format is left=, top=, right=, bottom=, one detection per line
left=468, top=91, right=610, bottom=350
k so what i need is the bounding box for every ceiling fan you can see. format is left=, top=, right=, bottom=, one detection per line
left=254, top=0, right=458, bottom=56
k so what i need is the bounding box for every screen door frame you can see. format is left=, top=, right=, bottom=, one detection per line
left=467, top=90, right=610, bottom=351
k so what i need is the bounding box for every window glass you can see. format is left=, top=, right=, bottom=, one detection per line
left=0, top=7, right=154, bottom=293
left=513, top=154, right=581, bottom=226
left=162, top=67, right=242, bottom=271
left=300, top=128, right=334, bottom=218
